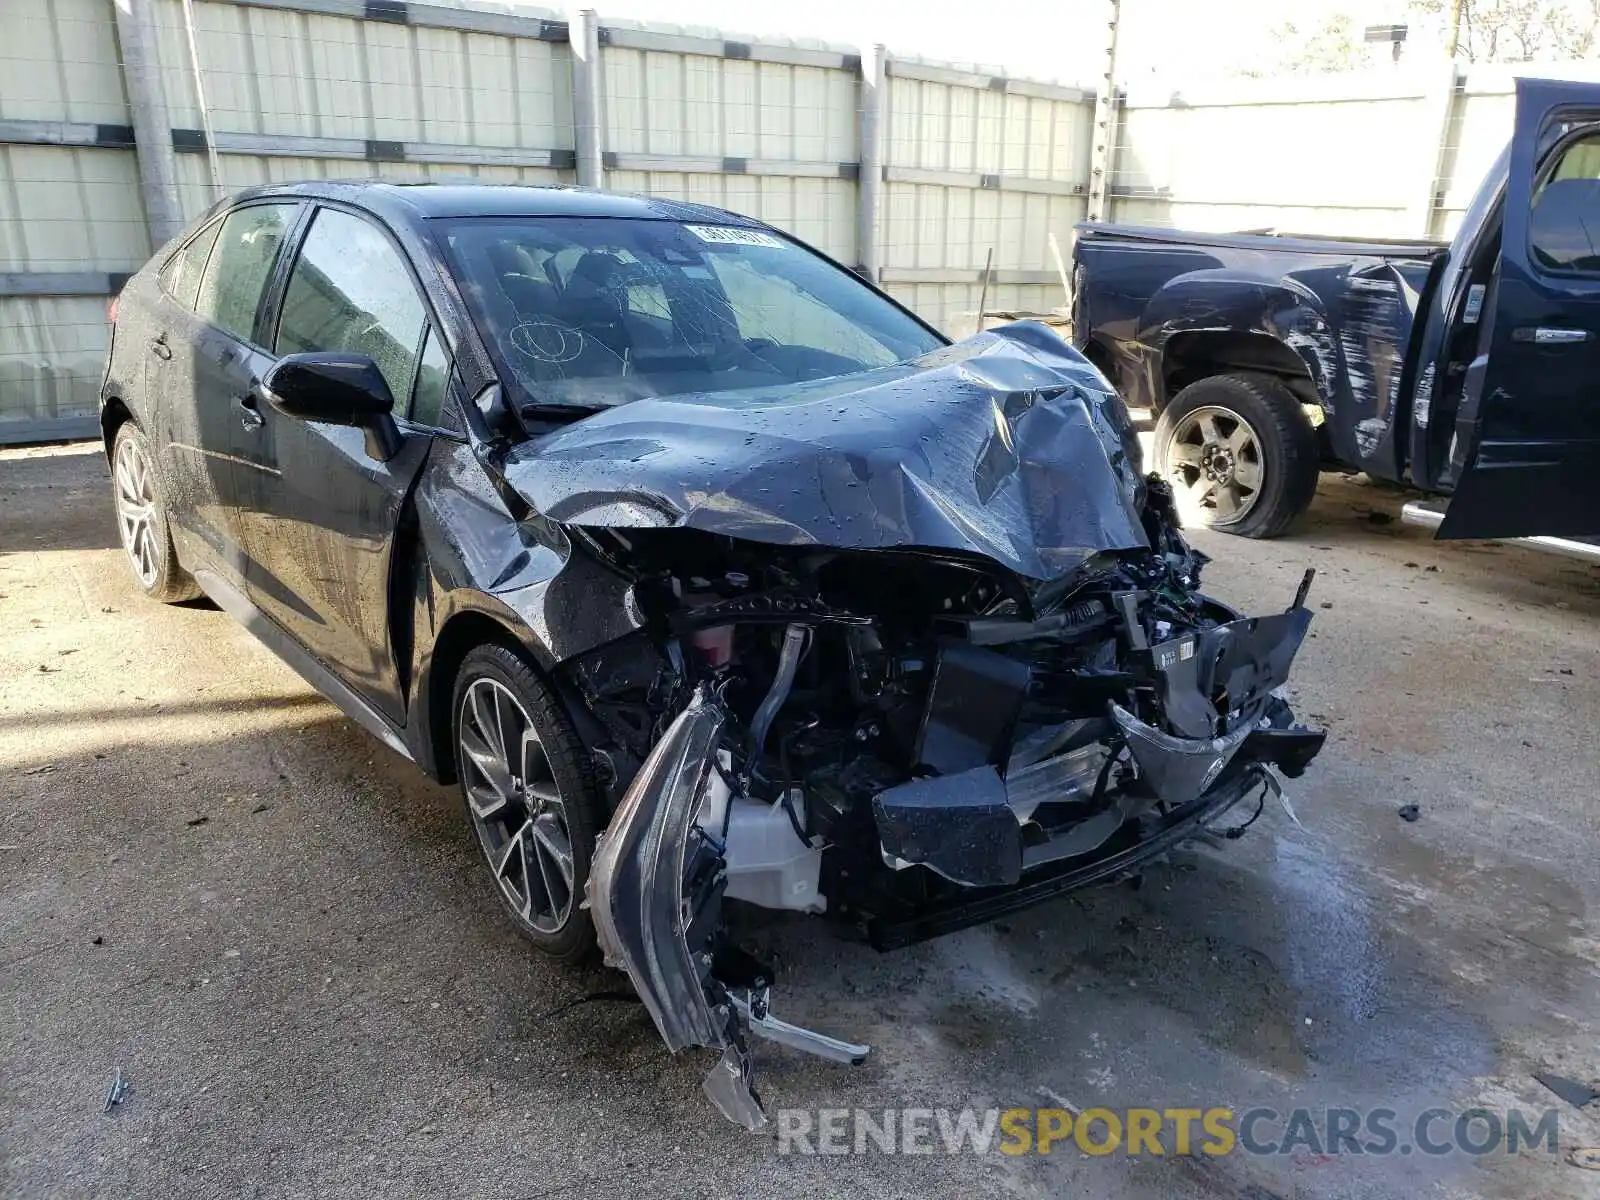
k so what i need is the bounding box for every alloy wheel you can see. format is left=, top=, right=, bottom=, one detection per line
left=1164, top=404, right=1265, bottom=524
left=459, top=677, right=576, bottom=934
left=114, top=435, right=160, bottom=587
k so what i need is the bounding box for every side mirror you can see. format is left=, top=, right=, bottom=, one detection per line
left=262, top=352, right=404, bottom=461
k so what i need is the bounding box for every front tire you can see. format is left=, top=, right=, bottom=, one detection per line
left=110, top=421, right=200, bottom=603
left=1153, top=373, right=1320, bottom=539
left=452, top=644, right=602, bottom=963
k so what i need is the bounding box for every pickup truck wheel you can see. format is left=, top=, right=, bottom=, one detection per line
left=1154, top=374, right=1319, bottom=539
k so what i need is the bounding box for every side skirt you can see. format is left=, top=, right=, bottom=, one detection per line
left=192, top=567, right=416, bottom=764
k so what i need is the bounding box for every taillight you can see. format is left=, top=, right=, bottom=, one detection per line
left=107, top=295, right=119, bottom=324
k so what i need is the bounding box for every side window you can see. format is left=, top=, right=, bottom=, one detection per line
left=275, top=208, right=427, bottom=406
left=160, top=221, right=222, bottom=311
left=1530, top=131, right=1600, bottom=274
left=411, top=327, right=450, bottom=427
left=195, top=204, right=296, bottom=341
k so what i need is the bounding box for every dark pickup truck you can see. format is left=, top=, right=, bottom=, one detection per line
left=1073, top=77, right=1600, bottom=552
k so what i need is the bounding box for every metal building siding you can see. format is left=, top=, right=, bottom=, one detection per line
left=604, top=48, right=854, bottom=162
left=606, top=168, right=855, bottom=264
left=0, top=0, right=128, bottom=125
left=146, top=0, right=572, bottom=150
left=0, top=296, right=108, bottom=425
left=172, top=155, right=565, bottom=221
left=0, top=145, right=150, bottom=273
left=879, top=69, right=1089, bottom=330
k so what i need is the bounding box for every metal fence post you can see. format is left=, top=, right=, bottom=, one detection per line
left=856, top=44, right=886, bottom=281
left=1084, top=0, right=1121, bottom=223
left=111, top=0, right=184, bottom=247
left=571, top=8, right=604, bottom=188
left=1411, top=58, right=1464, bottom=239
left=180, top=0, right=225, bottom=202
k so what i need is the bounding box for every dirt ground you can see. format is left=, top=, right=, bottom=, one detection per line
left=2, top=441, right=1598, bottom=1199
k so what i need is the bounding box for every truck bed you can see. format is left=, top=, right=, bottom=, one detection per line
left=1075, top=222, right=1448, bottom=262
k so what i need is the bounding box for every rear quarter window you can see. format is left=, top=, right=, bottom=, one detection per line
left=159, top=220, right=222, bottom=311
left=195, top=203, right=297, bottom=342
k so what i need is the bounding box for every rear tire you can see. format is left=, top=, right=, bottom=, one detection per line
left=1153, top=373, right=1320, bottom=539
left=452, top=644, right=602, bottom=963
left=110, top=421, right=201, bottom=603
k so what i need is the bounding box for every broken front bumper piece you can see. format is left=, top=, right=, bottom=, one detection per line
left=874, top=597, right=1322, bottom=891
left=585, top=686, right=868, bottom=1130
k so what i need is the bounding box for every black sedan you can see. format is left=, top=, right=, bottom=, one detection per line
left=101, top=181, right=1323, bottom=1127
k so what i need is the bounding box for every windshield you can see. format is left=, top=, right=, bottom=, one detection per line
left=438, top=216, right=944, bottom=410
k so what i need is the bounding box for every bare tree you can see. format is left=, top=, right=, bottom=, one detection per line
left=1411, top=0, right=1600, bottom=62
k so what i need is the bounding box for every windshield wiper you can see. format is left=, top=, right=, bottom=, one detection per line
left=519, top=401, right=605, bottom=424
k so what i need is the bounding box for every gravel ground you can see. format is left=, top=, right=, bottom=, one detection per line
left=2, top=442, right=1598, bottom=1199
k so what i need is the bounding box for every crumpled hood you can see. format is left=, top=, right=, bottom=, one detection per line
left=502, top=321, right=1148, bottom=581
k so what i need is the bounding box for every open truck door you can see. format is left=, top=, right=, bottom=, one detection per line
left=1436, top=78, right=1600, bottom=540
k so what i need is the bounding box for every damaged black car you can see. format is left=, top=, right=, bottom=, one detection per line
left=101, top=181, right=1324, bottom=1128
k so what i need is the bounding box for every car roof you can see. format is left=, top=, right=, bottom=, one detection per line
left=226, top=179, right=768, bottom=228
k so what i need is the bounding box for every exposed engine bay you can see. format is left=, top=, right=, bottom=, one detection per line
left=561, top=480, right=1323, bottom=1128
left=476, top=323, right=1327, bottom=1127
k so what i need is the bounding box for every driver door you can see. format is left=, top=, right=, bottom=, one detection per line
left=237, top=204, right=450, bottom=724
left=1438, top=78, right=1600, bottom=539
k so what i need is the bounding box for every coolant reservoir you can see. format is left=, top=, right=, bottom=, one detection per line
left=722, top=793, right=826, bottom=914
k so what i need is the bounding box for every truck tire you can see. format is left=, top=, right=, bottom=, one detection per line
left=1153, top=373, right=1319, bottom=539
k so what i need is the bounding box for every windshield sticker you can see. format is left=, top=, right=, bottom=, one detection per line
left=685, top=225, right=786, bottom=249
left=1463, top=283, right=1486, bottom=325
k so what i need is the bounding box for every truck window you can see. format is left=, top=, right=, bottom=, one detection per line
left=1530, top=132, right=1600, bottom=273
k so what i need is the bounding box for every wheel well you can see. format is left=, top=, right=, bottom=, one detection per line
left=100, top=397, right=133, bottom=460
left=1162, top=331, right=1318, bottom=410
left=426, top=610, right=532, bottom=786
left=1081, top=335, right=1115, bottom=382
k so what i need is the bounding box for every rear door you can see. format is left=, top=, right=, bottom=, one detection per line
left=174, top=201, right=302, bottom=587
left=240, top=203, right=445, bottom=723
left=1439, top=79, right=1600, bottom=539
left=146, top=217, right=224, bottom=567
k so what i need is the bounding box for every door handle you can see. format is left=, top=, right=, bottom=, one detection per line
left=234, top=390, right=264, bottom=432
left=149, top=334, right=172, bottom=361
left=1513, top=326, right=1593, bottom=345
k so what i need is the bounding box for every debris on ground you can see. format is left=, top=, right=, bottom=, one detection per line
left=1534, top=1071, right=1600, bottom=1109
left=1397, top=804, right=1421, bottom=822
left=1036, top=1085, right=1083, bottom=1117
left=184, top=816, right=209, bottom=827
left=102, top=1069, right=129, bottom=1114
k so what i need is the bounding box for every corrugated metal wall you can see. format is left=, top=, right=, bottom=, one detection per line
left=145, top=0, right=575, bottom=220
left=600, top=29, right=861, bottom=264
left=0, top=0, right=140, bottom=440
left=2, top=0, right=1594, bottom=445
left=879, top=63, right=1089, bottom=333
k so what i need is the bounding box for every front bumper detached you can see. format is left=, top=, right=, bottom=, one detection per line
left=585, top=686, right=868, bottom=1131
